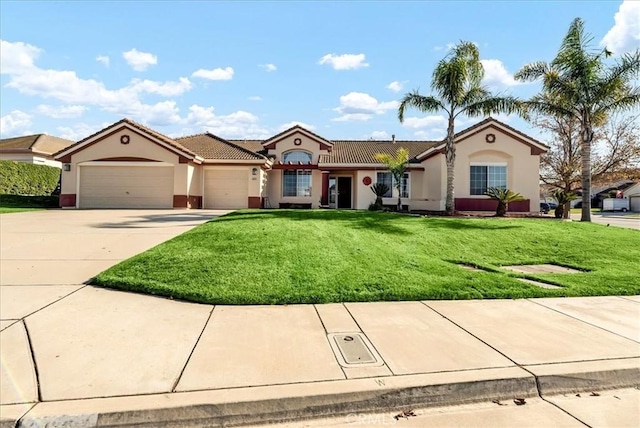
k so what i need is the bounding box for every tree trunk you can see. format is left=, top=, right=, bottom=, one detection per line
left=496, top=201, right=507, bottom=217
left=563, top=186, right=571, bottom=219
left=397, top=186, right=402, bottom=212
left=580, top=123, right=593, bottom=222
left=445, top=116, right=456, bottom=215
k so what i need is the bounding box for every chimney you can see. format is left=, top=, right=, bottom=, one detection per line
left=392, top=134, right=396, bottom=144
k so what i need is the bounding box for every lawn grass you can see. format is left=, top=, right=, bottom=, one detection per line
left=0, top=194, right=58, bottom=214
left=94, top=210, right=640, bottom=304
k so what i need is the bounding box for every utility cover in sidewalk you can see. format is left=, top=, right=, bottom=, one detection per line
left=328, top=333, right=384, bottom=367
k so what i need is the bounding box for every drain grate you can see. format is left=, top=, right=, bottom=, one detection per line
left=328, top=333, right=384, bottom=367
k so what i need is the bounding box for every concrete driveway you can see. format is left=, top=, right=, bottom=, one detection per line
left=570, top=212, right=640, bottom=229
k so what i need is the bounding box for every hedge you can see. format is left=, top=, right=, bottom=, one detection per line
left=0, top=160, right=61, bottom=196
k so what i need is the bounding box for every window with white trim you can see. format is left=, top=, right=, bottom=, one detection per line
left=283, top=170, right=312, bottom=197
left=282, top=151, right=312, bottom=163
left=376, top=172, right=409, bottom=198
left=470, top=165, right=507, bottom=195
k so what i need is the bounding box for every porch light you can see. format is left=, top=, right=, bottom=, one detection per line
left=252, top=167, right=258, bottom=176
left=63, top=163, right=71, bottom=171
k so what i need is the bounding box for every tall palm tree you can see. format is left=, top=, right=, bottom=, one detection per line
left=398, top=41, right=519, bottom=215
left=515, top=18, right=640, bottom=222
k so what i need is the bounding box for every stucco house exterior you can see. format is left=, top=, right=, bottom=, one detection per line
left=1, top=134, right=75, bottom=168
left=54, top=117, right=547, bottom=212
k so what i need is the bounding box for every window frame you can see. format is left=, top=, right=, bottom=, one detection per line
left=282, top=169, right=313, bottom=197
left=376, top=171, right=410, bottom=198
left=469, top=163, right=507, bottom=195
left=282, top=150, right=313, bottom=164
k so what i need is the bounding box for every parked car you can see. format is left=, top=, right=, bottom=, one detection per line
left=547, top=202, right=558, bottom=209
left=540, top=203, right=550, bottom=214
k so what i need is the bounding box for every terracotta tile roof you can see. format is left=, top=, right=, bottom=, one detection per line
left=319, top=140, right=439, bottom=164
left=228, top=140, right=266, bottom=154
left=0, top=134, right=74, bottom=155
left=454, top=117, right=548, bottom=148
left=177, top=134, right=268, bottom=161
left=262, top=125, right=333, bottom=147
left=55, top=118, right=198, bottom=158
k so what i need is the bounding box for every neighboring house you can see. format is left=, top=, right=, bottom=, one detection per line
left=622, top=182, right=640, bottom=212
left=54, top=117, right=547, bottom=211
left=0, top=134, right=75, bottom=168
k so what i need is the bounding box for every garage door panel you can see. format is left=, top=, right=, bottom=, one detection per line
left=204, top=170, right=248, bottom=209
left=79, top=166, right=173, bottom=209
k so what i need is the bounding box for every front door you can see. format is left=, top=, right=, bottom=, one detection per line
left=337, top=177, right=352, bottom=209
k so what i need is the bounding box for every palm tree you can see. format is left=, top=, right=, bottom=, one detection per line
left=514, top=18, right=640, bottom=222
left=398, top=41, right=519, bottom=215
left=374, top=148, right=409, bottom=212
left=485, top=187, right=526, bottom=217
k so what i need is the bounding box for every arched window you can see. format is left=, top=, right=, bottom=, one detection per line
left=283, top=151, right=312, bottom=163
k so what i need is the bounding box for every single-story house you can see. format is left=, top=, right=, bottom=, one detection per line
left=0, top=134, right=75, bottom=168
left=54, top=117, right=548, bottom=212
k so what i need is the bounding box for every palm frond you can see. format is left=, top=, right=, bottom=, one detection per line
left=514, top=61, right=549, bottom=82
left=398, top=92, right=444, bottom=122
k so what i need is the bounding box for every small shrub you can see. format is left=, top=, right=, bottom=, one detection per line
left=0, top=160, right=61, bottom=196
left=368, top=202, right=381, bottom=211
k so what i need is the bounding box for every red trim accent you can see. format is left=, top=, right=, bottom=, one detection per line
left=272, top=164, right=318, bottom=170
left=59, top=194, right=76, bottom=207
left=454, top=198, right=530, bottom=212
left=264, top=135, right=332, bottom=150
left=173, top=195, right=188, bottom=208
left=321, top=172, right=330, bottom=206
left=93, top=157, right=159, bottom=162
left=362, top=176, right=372, bottom=186
left=188, top=196, right=202, bottom=209
left=319, top=166, right=424, bottom=171
left=248, top=197, right=262, bottom=208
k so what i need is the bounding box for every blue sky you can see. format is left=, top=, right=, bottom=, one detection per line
left=1, top=1, right=638, bottom=142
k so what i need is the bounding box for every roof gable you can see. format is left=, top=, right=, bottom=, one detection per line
left=0, top=134, right=74, bottom=156
left=416, top=117, right=548, bottom=161
left=54, top=118, right=202, bottom=163
left=262, top=125, right=333, bottom=150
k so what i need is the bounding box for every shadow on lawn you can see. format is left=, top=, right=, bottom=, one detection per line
left=211, top=209, right=522, bottom=234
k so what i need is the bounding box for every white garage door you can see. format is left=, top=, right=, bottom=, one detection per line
left=204, top=169, right=248, bottom=209
left=79, top=165, right=174, bottom=209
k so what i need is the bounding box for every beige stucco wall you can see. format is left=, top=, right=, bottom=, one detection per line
left=455, top=131, right=541, bottom=209
left=60, top=130, right=182, bottom=196
left=1, top=153, right=61, bottom=168
left=187, top=163, right=202, bottom=197
left=266, top=169, right=322, bottom=208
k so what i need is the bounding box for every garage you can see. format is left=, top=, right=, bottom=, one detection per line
left=79, top=165, right=174, bottom=209
left=204, top=169, right=249, bottom=209
left=631, top=196, right=640, bottom=213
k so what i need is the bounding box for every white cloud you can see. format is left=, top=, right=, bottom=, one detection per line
left=36, top=104, right=87, bottom=119
left=434, top=42, right=455, bottom=52
left=318, top=53, right=369, bottom=70
left=331, top=113, right=372, bottom=122
left=601, top=1, right=640, bottom=54
left=0, top=41, right=194, bottom=127
left=248, top=96, right=262, bottom=101
left=387, top=81, right=404, bottom=92
left=192, top=67, right=234, bottom=80
left=480, top=59, right=521, bottom=88
left=369, top=130, right=389, bottom=139
left=332, top=92, right=398, bottom=121
left=56, top=122, right=106, bottom=141
left=128, top=77, right=193, bottom=96
left=0, top=40, right=41, bottom=74
left=182, top=105, right=270, bottom=139
left=401, top=115, right=447, bottom=129
left=0, top=110, right=32, bottom=137
left=122, top=48, right=157, bottom=71
left=278, top=121, right=316, bottom=131
left=96, top=55, right=110, bottom=67
left=260, top=63, right=277, bottom=72
left=414, top=129, right=446, bottom=140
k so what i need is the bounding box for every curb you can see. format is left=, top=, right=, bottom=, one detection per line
left=9, top=361, right=640, bottom=428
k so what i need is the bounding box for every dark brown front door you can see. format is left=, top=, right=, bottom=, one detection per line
left=337, top=177, right=352, bottom=209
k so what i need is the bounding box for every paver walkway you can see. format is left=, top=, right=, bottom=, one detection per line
left=1, top=209, right=638, bottom=427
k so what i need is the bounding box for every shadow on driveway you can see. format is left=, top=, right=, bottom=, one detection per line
left=91, top=211, right=227, bottom=229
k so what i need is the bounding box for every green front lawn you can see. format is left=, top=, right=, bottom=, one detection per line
left=94, top=210, right=640, bottom=304
left=0, top=194, right=59, bottom=214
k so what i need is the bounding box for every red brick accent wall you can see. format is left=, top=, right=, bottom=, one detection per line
left=59, top=194, right=76, bottom=207
left=455, top=198, right=530, bottom=212
left=188, top=196, right=202, bottom=209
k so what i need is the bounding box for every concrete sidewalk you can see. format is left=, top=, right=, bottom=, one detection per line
left=1, top=210, right=639, bottom=427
